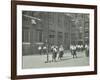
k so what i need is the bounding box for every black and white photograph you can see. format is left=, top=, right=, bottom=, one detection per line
left=22, top=11, right=90, bottom=69
left=11, top=1, right=97, bottom=79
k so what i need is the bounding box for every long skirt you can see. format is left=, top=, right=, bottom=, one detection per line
left=52, top=52, right=57, bottom=60
left=58, top=51, right=64, bottom=59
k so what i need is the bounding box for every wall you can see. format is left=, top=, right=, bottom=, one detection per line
left=0, top=0, right=99, bottom=80
left=22, top=11, right=72, bottom=55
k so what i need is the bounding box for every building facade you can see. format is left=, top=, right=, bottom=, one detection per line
left=22, top=11, right=89, bottom=55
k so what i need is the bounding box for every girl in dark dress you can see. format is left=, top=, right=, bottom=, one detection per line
left=52, top=46, right=57, bottom=62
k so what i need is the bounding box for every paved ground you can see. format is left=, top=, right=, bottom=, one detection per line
left=22, top=51, right=89, bottom=69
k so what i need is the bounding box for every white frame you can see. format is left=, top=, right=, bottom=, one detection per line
left=17, top=5, right=95, bottom=75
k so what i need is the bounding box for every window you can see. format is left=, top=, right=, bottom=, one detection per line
left=36, top=30, right=43, bottom=42
left=79, top=33, right=83, bottom=39
left=64, top=33, right=67, bottom=44
left=49, top=30, right=55, bottom=44
left=22, top=29, right=30, bottom=42
left=57, top=32, right=63, bottom=45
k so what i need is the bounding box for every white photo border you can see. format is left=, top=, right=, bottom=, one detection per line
left=17, top=5, right=95, bottom=76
